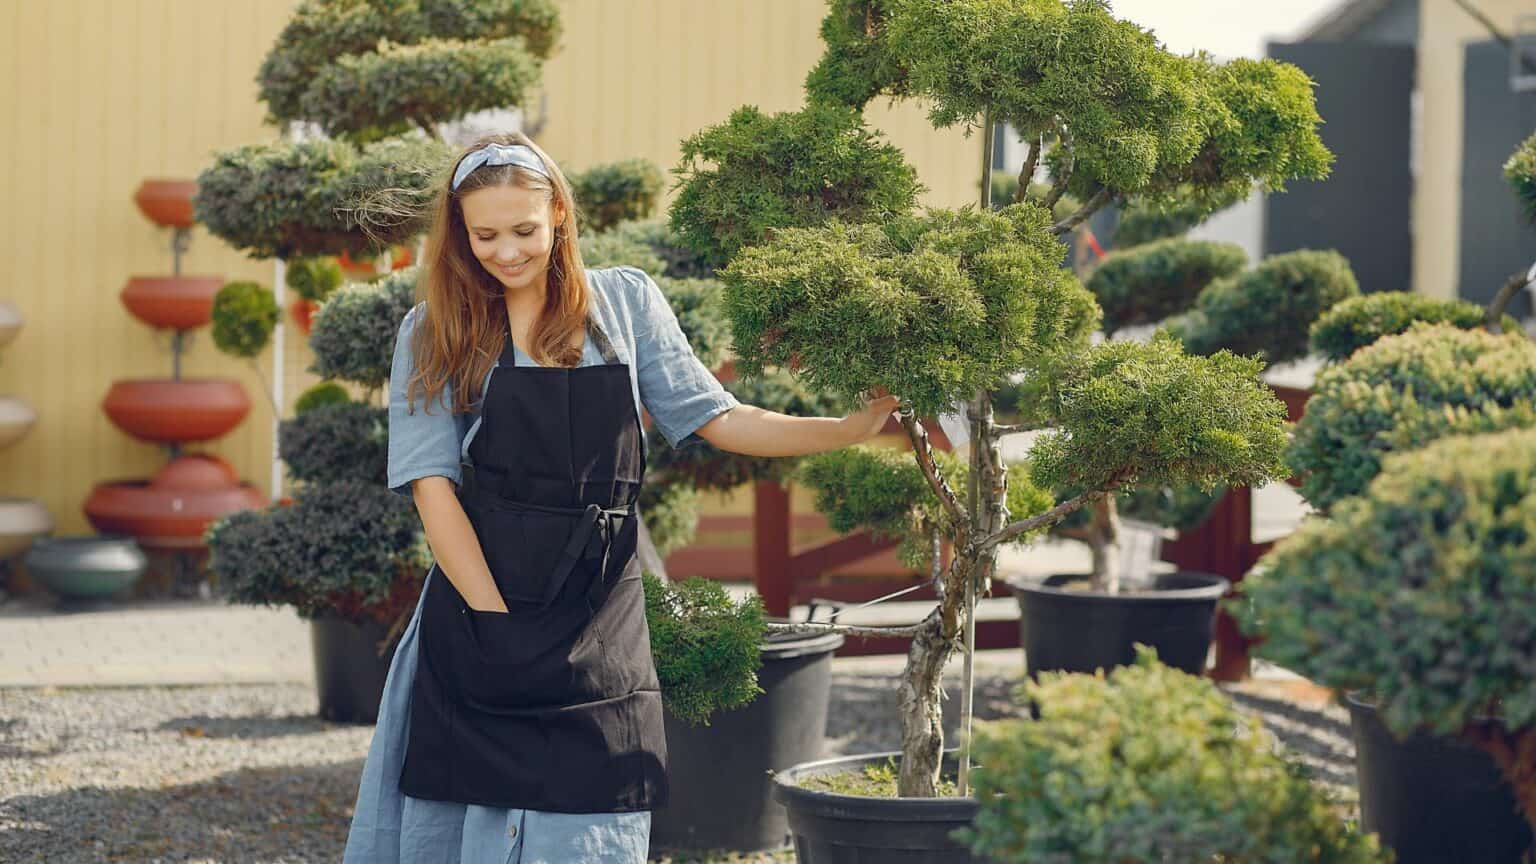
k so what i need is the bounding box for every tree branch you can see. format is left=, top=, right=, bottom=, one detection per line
left=1042, top=125, right=1074, bottom=211
left=764, top=620, right=927, bottom=639
left=993, top=422, right=1044, bottom=436
left=979, top=487, right=1108, bottom=552
left=899, top=411, right=969, bottom=543
left=1485, top=266, right=1534, bottom=333
left=1012, top=139, right=1040, bottom=205
left=1050, top=187, right=1114, bottom=236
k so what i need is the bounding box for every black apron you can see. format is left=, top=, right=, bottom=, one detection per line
left=399, top=313, right=668, bottom=813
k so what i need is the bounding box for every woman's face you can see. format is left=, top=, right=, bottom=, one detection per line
left=459, top=183, right=561, bottom=295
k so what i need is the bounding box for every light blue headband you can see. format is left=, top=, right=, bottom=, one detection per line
left=451, top=143, right=550, bottom=191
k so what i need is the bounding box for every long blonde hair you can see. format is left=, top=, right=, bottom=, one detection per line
left=406, top=132, right=590, bottom=415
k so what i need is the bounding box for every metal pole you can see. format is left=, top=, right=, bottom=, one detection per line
left=271, top=256, right=286, bottom=502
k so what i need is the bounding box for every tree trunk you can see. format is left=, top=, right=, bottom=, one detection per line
left=1087, top=494, right=1121, bottom=594
left=896, top=608, right=953, bottom=797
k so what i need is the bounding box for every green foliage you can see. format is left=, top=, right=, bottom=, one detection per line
left=279, top=403, right=388, bottom=486
left=286, top=256, right=345, bottom=302
left=1169, top=249, right=1359, bottom=364
left=206, top=480, right=430, bottom=623
left=721, top=204, right=1096, bottom=418
left=1506, top=132, right=1536, bottom=222
left=668, top=104, right=922, bottom=268
left=294, top=381, right=353, bottom=414
left=637, top=482, right=701, bottom=559
left=642, top=573, right=766, bottom=726
left=889, top=0, right=1205, bottom=192
left=195, top=137, right=450, bottom=259
left=1286, top=323, right=1536, bottom=512
left=804, top=0, right=910, bottom=108
left=580, top=227, right=667, bottom=276
left=959, top=650, right=1387, bottom=863
left=309, top=268, right=421, bottom=390
left=1309, top=291, right=1503, bottom=363
left=1086, top=239, right=1247, bottom=335
left=798, top=445, right=965, bottom=541
left=571, top=159, right=665, bottom=233
left=1117, top=482, right=1224, bottom=533
left=1238, top=427, right=1536, bottom=738
left=301, top=37, right=541, bottom=140
left=1030, top=333, right=1289, bottom=496
left=210, top=281, right=279, bottom=359
left=1111, top=182, right=1248, bottom=248
left=652, top=369, right=845, bottom=492
left=654, top=276, right=731, bottom=372
left=257, top=0, right=559, bottom=136
left=608, top=218, right=718, bottom=279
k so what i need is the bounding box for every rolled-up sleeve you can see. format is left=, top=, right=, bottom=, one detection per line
left=622, top=266, right=739, bottom=448
left=387, top=303, right=462, bottom=497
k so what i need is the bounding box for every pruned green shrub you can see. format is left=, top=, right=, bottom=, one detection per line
left=206, top=480, right=429, bottom=624
left=210, top=281, right=279, bottom=359
left=195, top=137, right=450, bottom=259
left=720, top=204, right=1094, bottom=418
left=257, top=0, right=559, bottom=137
left=309, top=268, right=420, bottom=390
left=668, top=103, right=922, bottom=268
left=279, top=403, right=388, bottom=486
left=1286, top=323, right=1536, bottom=511
left=1029, top=333, right=1289, bottom=495
left=294, top=381, right=353, bottom=415
left=1169, top=249, right=1358, bottom=363
left=581, top=228, right=668, bottom=277
left=1086, top=239, right=1246, bottom=335
left=571, top=159, right=664, bottom=233
left=643, top=573, right=765, bottom=726
left=959, top=649, right=1388, bottom=863
left=1309, top=291, right=1505, bottom=363
left=1507, top=131, right=1536, bottom=222
left=286, top=256, right=345, bottom=302
left=804, top=0, right=909, bottom=109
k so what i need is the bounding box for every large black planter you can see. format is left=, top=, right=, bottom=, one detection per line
left=311, top=613, right=399, bottom=724
left=1347, top=695, right=1532, bottom=864
left=773, top=751, right=985, bottom=863
left=650, top=629, right=843, bottom=855
left=1011, top=571, right=1228, bottom=675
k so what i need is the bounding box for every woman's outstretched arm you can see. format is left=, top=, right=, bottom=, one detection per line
left=693, top=394, right=901, bottom=457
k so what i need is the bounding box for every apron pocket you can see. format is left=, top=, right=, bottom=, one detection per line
left=465, top=502, right=606, bottom=607
left=461, top=604, right=613, bottom=708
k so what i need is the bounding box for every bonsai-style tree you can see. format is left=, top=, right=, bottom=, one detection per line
left=668, top=0, right=1331, bottom=796
left=960, top=649, right=1388, bottom=862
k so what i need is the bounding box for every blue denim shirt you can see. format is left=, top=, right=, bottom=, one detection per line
left=386, top=265, right=739, bottom=497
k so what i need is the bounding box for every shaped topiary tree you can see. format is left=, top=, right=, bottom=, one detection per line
left=669, top=0, right=1330, bottom=797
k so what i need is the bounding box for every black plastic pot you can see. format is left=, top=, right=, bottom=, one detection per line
left=1346, top=695, right=1532, bottom=864
left=311, top=613, right=398, bottom=724
left=773, top=751, right=986, bottom=863
left=1011, top=571, right=1228, bottom=675
left=650, top=629, right=843, bottom=855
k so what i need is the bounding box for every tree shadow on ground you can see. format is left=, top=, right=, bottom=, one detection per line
left=1224, top=688, right=1358, bottom=790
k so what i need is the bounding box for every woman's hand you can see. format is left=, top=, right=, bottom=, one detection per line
left=839, top=389, right=901, bottom=445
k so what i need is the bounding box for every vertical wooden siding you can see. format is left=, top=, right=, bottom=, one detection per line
left=0, top=0, right=980, bottom=537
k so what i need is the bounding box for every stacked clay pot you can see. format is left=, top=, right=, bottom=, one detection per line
left=0, top=301, right=54, bottom=558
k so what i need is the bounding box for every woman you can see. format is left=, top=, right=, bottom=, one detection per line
left=343, top=133, right=900, bottom=864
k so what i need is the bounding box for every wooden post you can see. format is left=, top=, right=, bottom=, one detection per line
left=754, top=481, right=792, bottom=617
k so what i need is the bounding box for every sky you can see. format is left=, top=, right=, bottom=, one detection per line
left=1105, top=0, right=1347, bottom=59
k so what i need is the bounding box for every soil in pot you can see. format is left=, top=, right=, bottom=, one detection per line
left=1347, top=695, right=1533, bottom=864
left=651, top=629, right=843, bottom=856
left=1013, top=571, right=1228, bottom=676
left=773, top=750, right=987, bottom=864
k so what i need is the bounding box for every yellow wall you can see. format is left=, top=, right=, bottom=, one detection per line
left=0, top=0, right=982, bottom=537
left=1414, top=0, right=1534, bottom=300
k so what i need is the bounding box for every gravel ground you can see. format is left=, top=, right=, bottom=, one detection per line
left=0, top=672, right=1355, bottom=863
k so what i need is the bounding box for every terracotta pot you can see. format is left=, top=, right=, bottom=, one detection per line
left=337, top=250, right=378, bottom=278
left=0, top=301, right=22, bottom=350
left=103, top=379, right=250, bottom=443
left=0, top=496, right=54, bottom=557
left=120, top=276, right=224, bottom=330
left=84, top=455, right=267, bottom=551
left=134, top=179, right=199, bottom=229
left=390, top=244, right=413, bottom=269
left=290, top=298, right=319, bottom=335
left=0, top=395, right=37, bottom=450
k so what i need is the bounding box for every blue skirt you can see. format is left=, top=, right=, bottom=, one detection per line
left=344, top=569, right=651, bottom=863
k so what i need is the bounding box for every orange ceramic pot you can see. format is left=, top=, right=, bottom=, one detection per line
left=84, top=454, right=268, bottom=551
left=103, top=379, right=251, bottom=443
left=337, top=250, right=378, bottom=278
left=290, top=298, right=319, bottom=335
left=390, top=244, right=413, bottom=269
left=120, top=276, right=224, bottom=330
left=134, top=179, right=199, bottom=229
